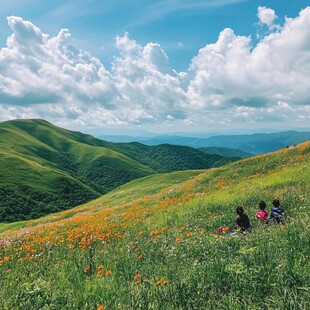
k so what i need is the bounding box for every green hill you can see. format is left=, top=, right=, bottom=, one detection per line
left=114, top=142, right=237, bottom=172
left=0, top=119, right=233, bottom=222
left=0, top=119, right=154, bottom=221
left=0, top=141, right=309, bottom=309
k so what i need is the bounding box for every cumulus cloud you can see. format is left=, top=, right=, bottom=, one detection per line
left=0, top=16, right=115, bottom=111
left=0, top=7, right=310, bottom=132
left=187, top=7, right=310, bottom=122
left=257, top=6, right=278, bottom=28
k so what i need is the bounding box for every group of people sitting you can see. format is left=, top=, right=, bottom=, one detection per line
left=235, top=199, right=285, bottom=233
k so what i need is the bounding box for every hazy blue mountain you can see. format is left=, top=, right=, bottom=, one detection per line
left=202, top=131, right=310, bottom=154
left=100, top=131, right=310, bottom=154
left=98, top=135, right=150, bottom=143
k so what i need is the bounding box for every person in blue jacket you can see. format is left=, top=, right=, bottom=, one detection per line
left=268, top=199, right=285, bottom=224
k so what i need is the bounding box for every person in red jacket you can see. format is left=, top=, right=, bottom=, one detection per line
left=255, top=200, right=268, bottom=223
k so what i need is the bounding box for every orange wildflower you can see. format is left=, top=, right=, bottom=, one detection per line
left=105, top=270, right=112, bottom=276
left=134, top=247, right=140, bottom=252
left=150, top=230, right=160, bottom=236
left=134, top=274, right=140, bottom=280
left=156, top=280, right=162, bottom=285
left=175, top=238, right=181, bottom=242
left=98, top=264, right=104, bottom=270
left=161, top=227, right=167, bottom=232
left=97, top=270, right=103, bottom=276
left=138, top=254, right=143, bottom=259
left=154, top=237, right=159, bottom=241
left=97, top=305, right=105, bottom=310
left=180, top=227, right=186, bottom=231
left=186, top=232, right=193, bottom=237
left=163, top=280, right=169, bottom=285
left=83, top=267, right=90, bottom=273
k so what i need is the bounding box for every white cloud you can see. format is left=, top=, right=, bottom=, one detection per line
left=112, top=33, right=187, bottom=123
left=0, top=7, right=310, bottom=132
left=257, top=6, right=278, bottom=28
left=187, top=7, right=310, bottom=123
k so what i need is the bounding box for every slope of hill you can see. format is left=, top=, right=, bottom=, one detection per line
left=0, top=142, right=309, bottom=309
left=0, top=119, right=234, bottom=222
left=0, top=119, right=155, bottom=221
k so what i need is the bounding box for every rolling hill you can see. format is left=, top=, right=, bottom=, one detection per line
left=113, top=142, right=238, bottom=172
left=0, top=119, right=235, bottom=222
left=0, top=141, right=309, bottom=309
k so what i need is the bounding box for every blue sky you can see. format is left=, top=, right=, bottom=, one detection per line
left=0, top=0, right=309, bottom=135
left=1, top=0, right=308, bottom=71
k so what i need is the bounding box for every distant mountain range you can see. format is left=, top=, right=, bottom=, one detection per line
left=0, top=119, right=238, bottom=222
left=99, top=131, right=310, bottom=154
left=198, top=147, right=252, bottom=158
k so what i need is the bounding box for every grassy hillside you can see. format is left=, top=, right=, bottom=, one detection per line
left=0, top=119, right=155, bottom=222
left=0, top=119, right=235, bottom=222
left=0, top=152, right=99, bottom=221
left=0, top=142, right=309, bottom=309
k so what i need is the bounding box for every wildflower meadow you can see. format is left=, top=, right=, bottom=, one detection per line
left=0, top=142, right=309, bottom=309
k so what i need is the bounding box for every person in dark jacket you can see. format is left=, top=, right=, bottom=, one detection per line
left=268, top=199, right=285, bottom=224
left=235, top=206, right=251, bottom=233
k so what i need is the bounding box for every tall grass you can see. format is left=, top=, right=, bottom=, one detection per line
left=0, top=143, right=309, bottom=309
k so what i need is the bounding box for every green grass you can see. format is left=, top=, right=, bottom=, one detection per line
left=0, top=169, right=203, bottom=233
left=0, top=141, right=309, bottom=309
left=0, top=119, right=155, bottom=221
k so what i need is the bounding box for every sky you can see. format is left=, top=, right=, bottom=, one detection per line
left=0, top=0, right=309, bottom=136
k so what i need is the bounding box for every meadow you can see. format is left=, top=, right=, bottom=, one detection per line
left=0, top=142, right=309, bottom=309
